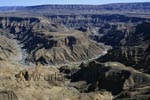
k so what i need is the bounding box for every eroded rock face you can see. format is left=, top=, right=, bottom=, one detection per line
left=0, top=16, right=106, bottom=65
left=98, top=22, right=150, bottom=74
left=31, top=31, right=105, bottom=64
left=71, top=61, right=150, bottom=95
left=0, top=91, right=18, bottom=100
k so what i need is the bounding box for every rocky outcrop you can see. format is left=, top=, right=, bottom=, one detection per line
left=29, top=30, right=105, bottom=64
left=71, top=61, right=150, bottom=95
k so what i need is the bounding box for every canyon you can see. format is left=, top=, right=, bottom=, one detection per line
left=0, top=16, right=106, bottom=65
left=0, top=2, right=150, bottom=100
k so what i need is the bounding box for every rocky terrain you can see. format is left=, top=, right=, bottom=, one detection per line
left=0, top=2, right=150, bottom=100
left=0, top=61, right=115, bottom=100
left=0, top=35, right=18, bottom=61
left=98, top=22, right=150, bottom=74
left=70, top=61, right=150, bottom=99
left=0, top=16, right=106, bottom=65
left=45, top=13, right=150, bottom=74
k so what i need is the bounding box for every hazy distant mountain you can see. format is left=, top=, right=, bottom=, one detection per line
left=0, top=6, right=24, bottom=12
left=0, top=2, right=149, bottom=14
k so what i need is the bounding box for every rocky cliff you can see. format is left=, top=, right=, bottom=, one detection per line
left=98, top=22, right=150, bottom=74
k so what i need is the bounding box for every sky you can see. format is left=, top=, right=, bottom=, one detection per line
left=0, top=0, right=150, bottom=6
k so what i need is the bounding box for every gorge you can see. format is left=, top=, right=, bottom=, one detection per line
left=0, top=2, right=150, bottom=100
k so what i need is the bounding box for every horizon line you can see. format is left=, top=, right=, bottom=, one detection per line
left=0, top=1, right=149, bottom=7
